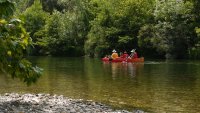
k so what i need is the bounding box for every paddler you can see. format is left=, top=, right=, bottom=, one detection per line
left=111, top=49, right=119, bottom=59
left=122, top=51, right=129, bottom=58
left=129, top=49, right=138, bottom=59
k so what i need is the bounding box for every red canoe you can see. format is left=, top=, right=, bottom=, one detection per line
left=102, top=57, right=144, bottom=62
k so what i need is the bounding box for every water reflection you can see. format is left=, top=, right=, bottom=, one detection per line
left=1, top=57, right=200, bottom=112
left=102, top=62, right=144, bottom=79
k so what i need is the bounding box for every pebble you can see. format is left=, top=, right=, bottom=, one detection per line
left=0, top=93, right=145, bottom=113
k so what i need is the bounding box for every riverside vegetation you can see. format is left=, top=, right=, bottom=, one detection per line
left=4, top=0, right=200, bottom=83
left=14, top=0, right=200, bottom=59
left=1, top=0, right=200, bottom=112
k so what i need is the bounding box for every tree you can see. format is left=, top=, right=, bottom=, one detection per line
left=21, top=0, right=49, bottom=55
left=138, top=0, right=194, bottom=59
left=188, top=0, right=200, bottom=59
left=84, top=0, right=154, bottom=57
left=37, top=0, right=89, bottom=56
left=0, top=0, right=42, bottom=85
left=22, top=0, right=48, bottom=40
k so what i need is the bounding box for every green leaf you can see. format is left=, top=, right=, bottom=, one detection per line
left=0, top=0, right=7, bottom=3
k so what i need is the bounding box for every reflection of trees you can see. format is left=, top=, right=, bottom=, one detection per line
left=0, top=57, right=91, bottom=98
left=162, top=62, right=199, bottom=112
left=166, top=63, right=197, bottom=89
left=2, top=58, right=200, bottom=112
left=33, top=57, right=90, bottom=99
left=0, top=71, right=10, bottom=85
left=139, top=61, right=200, bottom=112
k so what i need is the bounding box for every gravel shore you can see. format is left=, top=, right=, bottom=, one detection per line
left=0, top=93, right=145, bottom=113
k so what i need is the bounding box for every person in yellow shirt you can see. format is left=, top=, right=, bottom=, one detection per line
left=111, top=49, right=118, bottom=59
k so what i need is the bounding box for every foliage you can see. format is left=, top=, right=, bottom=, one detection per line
left=193, top=0, right=200, bottom=24
left=0, top=0, right=42, bottom=85
left=38, top=4, right=88, bottom=56
left=138, top=0, right=195, bottom=59
left=11, top=0, right=200, bottom=59
left=21, top=0, right=49, bottom=55
left=190, top=27, right=200, bottom=59
left=14, top=0, right=30, bottom=14
left=0, top=0, right=15, bottom=18
left=85, top=0, right=154, bottom=57
left=22, top=0, right=48, bottom=41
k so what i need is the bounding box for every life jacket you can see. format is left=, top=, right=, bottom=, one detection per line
left=111, top=53, right=118, bottom=59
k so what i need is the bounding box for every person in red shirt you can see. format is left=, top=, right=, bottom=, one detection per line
left=133, top=51, right=138, bottom=58
left=122, top=51, right=129, bottom=58
left=129, top=49, right=138, bottom=59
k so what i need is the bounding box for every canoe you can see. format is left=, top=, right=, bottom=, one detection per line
left=101, top=57, right=144, bottom=62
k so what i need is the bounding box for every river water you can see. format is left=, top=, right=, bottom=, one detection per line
left=0, top=57, right=200, bottom=112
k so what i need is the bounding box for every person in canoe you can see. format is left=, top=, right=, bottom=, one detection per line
left=129, top=49, right=138, bottom=59
left=111, top=49, right=119, bottom=60
left=123, top=51, right=129, bottom=58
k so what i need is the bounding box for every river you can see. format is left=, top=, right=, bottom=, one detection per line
left=0, top=57, right=200, bottom=112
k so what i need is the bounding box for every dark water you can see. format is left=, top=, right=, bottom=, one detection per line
left=0, top=57, right=200, bottom=112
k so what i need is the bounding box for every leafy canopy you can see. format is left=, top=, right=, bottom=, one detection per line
left=0, top=0, right=42, bottom=85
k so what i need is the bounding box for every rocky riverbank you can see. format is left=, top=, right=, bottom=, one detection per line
left=0, top=93, right=145, bottom=113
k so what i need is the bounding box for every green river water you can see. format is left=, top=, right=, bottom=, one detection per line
left=0, top=57, right=200, bottom=112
